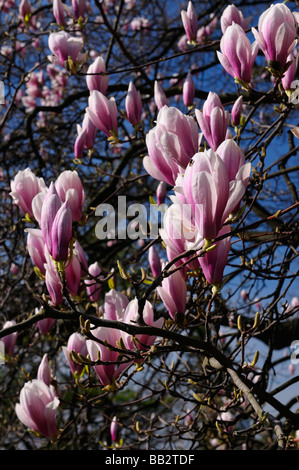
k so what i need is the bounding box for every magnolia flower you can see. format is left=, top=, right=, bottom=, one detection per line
left=10, top=167, right=46, bottom=218
left=154, top=80, right=168, bottom=110
left=103, top=289, right=129, bottom=321
left=85, top=262, right=103, bottom=302
left=62, top=332, right=88, bottom=376
left=231, top=96, right=243, bottom=127
left=143, top=105, right=198, bottom=185
left=40, top=183, right=73, bottom=262
left=220, top=5, right=252, bottom=33
left=125, top=81, right=143, bottom=126
left=25, top=228, right=47, bottom=275
left=55, top=170, right=85, bottom=222
left=251, top=3, right=297, bottom=71
left=48, top=31, right=86, bottom=69
left=86, top=90, right=118, bottom=139
left=37, top=354, right=51, bottom=386
left=181, top=149, right=250, bottom=240
left=2, top=320, right=18, bottom=356
left=217, top=23, right=259, bottom=85
left=157, top=266, right=187, bottom=321
left=198, top=225, right=231, bottom=286
left=86, top=326, right=130, bottom=387
left=15, top=379, right=60, bottom=439
left=110, top=416, right=119, bottom=443
left=182, top=71, right=195, bottom=107
left=181, top=1, right=198, bottom=43
left=148, top=245, right=162, bottom=278
left=121, top=298, right=164, bottom=350
left=86, top=56, right=109, bottom=94
left=195, top=92, right=229, bottom=151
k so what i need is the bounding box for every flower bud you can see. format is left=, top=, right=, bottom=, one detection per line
left=86, top=56, right=109, bottom=94
left=86, top=90, right=118, bottom=139
left=154, top=80, right=168, bottom=110
left=148, top=245, right=161, bottom=278
left=181, top=1, right=198, bottom=43
left=125, top=81, right=142, bottom=126
left=85, top=261, right=103, bottom=302
left=195, top=92, right=229, bottom=151
left=2, top=320, right=18, bottom=356
left=231, top=96, right=243, bottom=127
left=182, top=71, right=195, bottom=107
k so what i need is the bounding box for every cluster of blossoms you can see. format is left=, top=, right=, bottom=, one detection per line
left=10, top=168, right=89, bottom=306
left=6, top=0, right=299, bottom=442
left=11, top=289, right=163, bottom=438
left=21, top=65, right=69, bottom=125
left=9, top=167, right=164, bottom=438
left=143, top=98, right=250, bottom=316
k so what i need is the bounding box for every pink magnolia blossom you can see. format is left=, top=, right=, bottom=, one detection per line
left=282, top=52, right=297, bottom=92
left=103, top=289, right=129, bottom=321
left=65, top=251, right=82, bottom=297
left=231, top=96, right=243, bottom=126
left=220, top=5, right=252, bottom=34
left=182, top=71, right=195, bottom=107
left=48, top=31, right=86, bottom=69
left=40, top=183, right=73, bottom=262
left=10, top=167, right=46, bottom=218
left=86, top=326, right=130, bottom=387
left=181, top=1, right=198, bottom=43
left=148, top=245, right=162, bottom=278
left=19, top=0, right=32, bottom=24
left=2, top=320, right=18, bottom=356
left=130, top=16, right=151, bottom=32
left=53, top=0, right=66, bottom=26
left=217, top=24, right=259, bottom=85
left=154, top=80, right=168, bottom=110
left=74, top=113, right=97, bottom=158
left=121, top=298, right=164, bottom=350
left=31, top=188, right=48, bottom=225
left=86, top=90, right=118, bottom=139
left=55, top=170, right=85, bottom=222
left=181, top=149, right=250, bottom=240
left=62, top=332, right=88, bottom=376
left=159, top=193, right=201, bottom=275
left=125, top=81, right=143, bottom=126
left=44, top=251, right=63, bottom=305
left=72, top=0, right=85, bottom=19
left=86, top=56, right=109, bottom=94
left=36, top=314, right=56, bottom=336
left=252, top=3, right=297, bottom=71
left=216, top=139, right=246, bottom=183
left=195, top=92, right=229, bottom=151
left=37, top=354, right=51, bottom=386
left=157, top=266, right=187, bottom=321
left=110, top=416, right=119, bottom=442
left=25, top=228, right=47, bottom=275
left=15, top=379, right=60, bottom=439
left=143, top=105, right=199, bottom=185
left=156, top=181, right=167, bottom=205
left=198, top=225, right=231, bottom=286
left=85, top=261, right=103, bottom=302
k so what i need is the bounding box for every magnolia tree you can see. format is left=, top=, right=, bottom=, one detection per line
left=0, top=0, right=299, bottom=451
